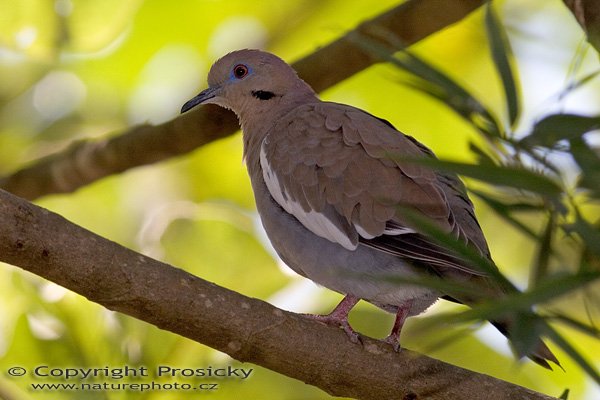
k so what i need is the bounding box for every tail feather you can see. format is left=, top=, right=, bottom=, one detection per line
left=529, top=346, right=559, bottom=370
left=491, top=320, right=561, bottom=370
left=441, top=285, right=561, bottom=369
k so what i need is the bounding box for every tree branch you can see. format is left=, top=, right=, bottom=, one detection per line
left=0, top=0, right=486, bottom=200
left=563, top=0, right=600, bottom=55
left=2, top=1, right=556, bottom=397
left=0, top=189, right=556, bottom=399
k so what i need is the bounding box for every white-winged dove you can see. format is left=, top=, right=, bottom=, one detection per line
left=181, top=49, right=559, bottom=368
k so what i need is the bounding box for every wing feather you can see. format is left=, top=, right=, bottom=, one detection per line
left=260, top=101, right=491, bottom=275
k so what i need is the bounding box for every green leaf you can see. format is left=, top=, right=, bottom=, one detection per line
left=570, top=137, right=600, bottom=194
left=394, top=51, right=503, bottom=138
left=485, top=4, right=520, bottom=128
left=548, top=313, right=600, bottom=338
left=563, top=215, right=600, bottom=257
left=522, top=114, right=600, bottom=148
left=398, top=157, right=564, bottom=196
left=511, top=312, right=545, bottom=359
left=394, top=205, right=514, bottom=288
left=469, top=141, right=499, bottom=166
left=530, top=212, right=555, bottom=286
left=423, top=270, right=600, bottom=328
left=544, top=323, right=600, bottom=384
left=348, top=31, right=504, bottom=139
left=557, top=69, right=600, bottom=102
left=469, top=189, right=540, bottom=239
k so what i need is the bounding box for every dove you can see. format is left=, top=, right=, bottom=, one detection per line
left=181, top=49, right=559, bottom=368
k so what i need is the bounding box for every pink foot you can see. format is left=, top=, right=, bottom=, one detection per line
left=383, top=333, right=401, bottom=352
left=305, top=295, right=361, bottom=343
left=383, top=300, right=413, bottom=352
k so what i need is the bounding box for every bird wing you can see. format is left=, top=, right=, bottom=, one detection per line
left=260, top=101, right=490, bottom=276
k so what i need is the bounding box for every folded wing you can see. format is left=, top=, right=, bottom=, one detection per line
left=260, top=101, right=491, bottom=276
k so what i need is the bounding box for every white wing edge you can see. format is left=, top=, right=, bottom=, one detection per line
left=260, top=141, right=416, bottom=250
left=260, top=143, right=357, bottom=250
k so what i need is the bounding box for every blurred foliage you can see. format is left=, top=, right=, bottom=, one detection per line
left=357, top=2, right=600, bottom=386
left=1, top=0, right=600, bottom=399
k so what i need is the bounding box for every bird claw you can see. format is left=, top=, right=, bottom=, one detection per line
left=305, top=313, right=362, bottom=344
left=383, top=333, right=402, bottom=352
left=303, top=295, right=362, bottom=344
left=382, top=300, right=411, bottom=352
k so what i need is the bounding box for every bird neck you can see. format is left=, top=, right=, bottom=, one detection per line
left=239, top=91, right=319, bottom=166
left=239, top=86, right=316, bottom=122
left=237, top=77, right=318, bottom=176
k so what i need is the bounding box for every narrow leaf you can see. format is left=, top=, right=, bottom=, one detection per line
left=570, top=137, right=600, bottom=194
left=511, top=313, right=544, bottom=358
left=349, top=31, right=504, bottom=139
left=469, top=189, right=540, bottom=239
left=559, top=388, right=570, bottom=400
left=395, top=206, right=514, bottom=287
left=422, top=270, right=600, bottom=328
left=548, top=313, right=600, bottom=338
left=485, top=4, right=520, bottom=128
left=530, top=212, right=555, bottom=286
left=557, top=69, right=600, bottom=102
left=394, top=50, right=503, bottom=138
left=522, top=114, right=600, bottom=148
left=469, top=141, right=499, bottom=166
left=398, top=157, right=563, bottom=196
left=563, top=215, right=600, bottom=257
left=544, top=323, right=600, bottom=384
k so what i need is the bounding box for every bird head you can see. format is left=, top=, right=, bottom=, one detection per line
left=181, top=49, right=316, bottom=119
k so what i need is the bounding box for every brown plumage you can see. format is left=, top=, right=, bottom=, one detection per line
left=181, top=49, right=559, bottom=369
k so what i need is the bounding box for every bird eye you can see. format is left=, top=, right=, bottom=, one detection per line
left=233, top=64, right=249, bottom=79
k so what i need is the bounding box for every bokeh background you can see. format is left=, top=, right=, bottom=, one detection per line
left=1, top=0, right=599, bottom=398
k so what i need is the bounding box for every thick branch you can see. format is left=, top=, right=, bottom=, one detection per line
left=0, top=189, right=555, bottom=399
left=0, top=0, right=486, bottom=200
left=563, top=0, right=600, bottom=54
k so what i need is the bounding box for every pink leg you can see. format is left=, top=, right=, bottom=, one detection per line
left=305, top=295, right=361, bottom=343
left=384, top=300, right=413, bottom=352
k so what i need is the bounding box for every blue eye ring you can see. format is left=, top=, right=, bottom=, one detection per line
left=233, top=64, right=249, bottom=79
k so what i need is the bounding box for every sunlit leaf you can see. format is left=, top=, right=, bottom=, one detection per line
left=548, top=313, right=600, bottom=338
left=563, top=215, right=600, bottom=257
left=485, top=4, right=520, bottom=128
left=469, top=141, right=499, bottom=166
left=395, top=51, right=503, bottom=138
left=469, top=189, right=540, bottom=239
left=544, top=323, right=600, bottom=384
left=349, top=31, right=504, bottom=139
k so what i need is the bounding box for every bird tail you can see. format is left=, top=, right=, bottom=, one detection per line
left=491, top=319, right=561, bottom=370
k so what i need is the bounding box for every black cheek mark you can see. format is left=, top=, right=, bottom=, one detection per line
left=252, top=90, right=276, bottom=100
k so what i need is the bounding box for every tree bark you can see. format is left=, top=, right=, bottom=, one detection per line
left=0, top=0, right=487, bottom=200
left=0, top=189, right=556, bottom=400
